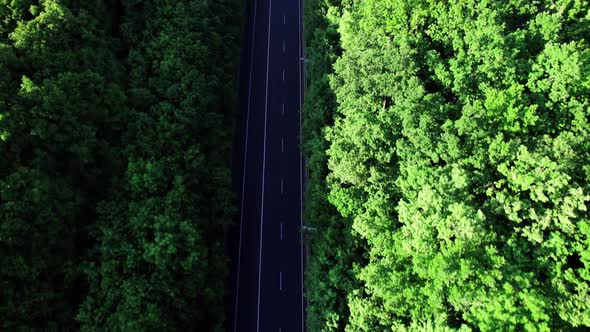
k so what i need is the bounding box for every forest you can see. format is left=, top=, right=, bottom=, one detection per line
left=0, top=0, right=240, bottom=330
left=303, top=0, right=590, bottom=331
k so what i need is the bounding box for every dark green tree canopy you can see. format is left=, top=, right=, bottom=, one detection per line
left=0, top=0, right=240, bottom=330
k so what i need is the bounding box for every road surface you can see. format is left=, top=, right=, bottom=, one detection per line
left=230, top=0, right=305, bottom=331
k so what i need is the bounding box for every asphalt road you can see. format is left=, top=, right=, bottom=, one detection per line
left=229, top=0, right=305, bottom=331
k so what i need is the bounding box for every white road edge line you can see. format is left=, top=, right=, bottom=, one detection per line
left=257, top=1, right=272, bottom=331
left=234, top=0, right=258, bottom=330
left=299, top=0, right=305, bottom=330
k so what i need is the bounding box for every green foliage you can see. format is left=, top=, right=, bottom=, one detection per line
left=305, top=0, right=590, bottom=330
left=0, top=0, right=240, bottom=330
left=0, top=167, right=80, bottom=330
left=77, top=0, right=240, bottom=330
left=0, top=1, right=125, bottom=329
left=303, top=0, right=362, bottom=331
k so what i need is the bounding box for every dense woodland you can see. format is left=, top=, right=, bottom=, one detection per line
left=0, top=0, right=240, bottom=330
left=304, top=0, right=590, bottom=331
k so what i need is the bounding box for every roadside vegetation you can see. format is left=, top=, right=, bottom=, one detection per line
left=0, top=0, right=240, bottom=330
left=303, top=0, right=590, bottom=330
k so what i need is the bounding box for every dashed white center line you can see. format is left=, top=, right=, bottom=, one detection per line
left=281, top=177, right=284, bottom=193
left=283, top=40, right=285, bottom=53
left=283, top=69, right=285, bottom=83
left=283, top=13, right=286, bottom=25
left=282, top=137, right=284, bottom=152
left=280, top=272, right=283, bottom=291
left=280, top=222, right=283, bottom=240
left=282, top=103, right=285, bottom=116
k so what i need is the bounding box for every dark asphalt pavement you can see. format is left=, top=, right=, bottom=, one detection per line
left=230, top=0, right=304, bottom=331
